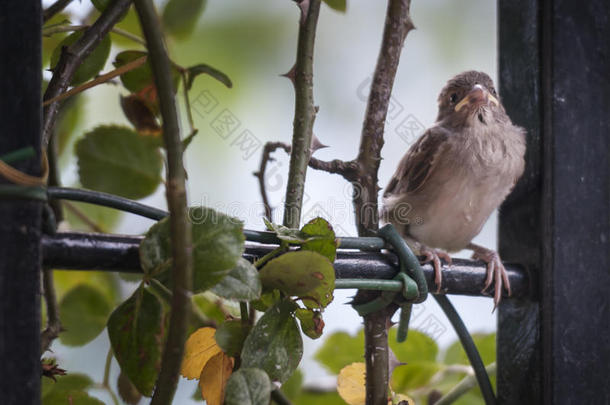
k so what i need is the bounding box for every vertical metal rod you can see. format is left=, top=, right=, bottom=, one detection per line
left=0, top=1, right=43, bottom=404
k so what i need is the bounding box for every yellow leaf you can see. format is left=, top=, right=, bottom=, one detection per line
left=199, top=352, right=234, bottom=405
left=337, top=362, right=366, bottom=405
left=181, top=327, right=222, bottom=379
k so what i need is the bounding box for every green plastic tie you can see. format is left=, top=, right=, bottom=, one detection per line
left=351, top=224, right=428, bottom=342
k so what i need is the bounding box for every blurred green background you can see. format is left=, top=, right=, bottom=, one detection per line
left=43, top=1, right=498, bottom=403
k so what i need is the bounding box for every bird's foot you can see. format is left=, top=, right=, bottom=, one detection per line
left=467, top=243, right=511, bottom=308
left=419, top=245, right=452, bottom=293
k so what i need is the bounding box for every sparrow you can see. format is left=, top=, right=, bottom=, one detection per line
left=381, top=71, right=526, bottom=306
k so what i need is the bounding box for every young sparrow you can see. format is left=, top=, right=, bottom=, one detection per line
left=381, top=71, right=526, bottom=306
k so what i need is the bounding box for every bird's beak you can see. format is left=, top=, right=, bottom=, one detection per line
left=454, top=84, right=499, bottom=112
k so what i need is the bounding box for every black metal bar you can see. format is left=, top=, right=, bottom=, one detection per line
left=497, top=1, right=543, bottom=403
left=0, top=1, right=42, bottom=404
left=42, top=232, right=530, bottom=298
left=499, top=1, right=610, bottom=403
left=541, top=1, right=610, bottom=403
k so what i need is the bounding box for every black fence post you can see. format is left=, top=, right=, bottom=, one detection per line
left=498, top=0, right=610, bottom=403
left=497, top=2, right=543, bottom=403
left=0, top=2, right=43, bottom=404
left=539, top=0, right=610, bottom=403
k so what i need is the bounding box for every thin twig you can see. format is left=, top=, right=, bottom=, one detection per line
left=282, top=0, right=322, bottom=228
left=253, top=142, right=291, bottom=220
left=435, top=363, right=497, bottom=405
left=43, top=56, right=147, bottom=107
left=42, top=0, right=132, bottom=148
left=40, top=268, right=62, bottom=354
left=43, top=0, right=73, bottom=23
left=134, top=2, right=192, bottom=405
left=308, top=157, right=359, bottom=181
left=63, top=201, right=105, bottom=233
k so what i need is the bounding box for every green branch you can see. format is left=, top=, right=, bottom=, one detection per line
left=134, top=1, right=193, bottom=405
left=282, top=0, right=322, bottom=228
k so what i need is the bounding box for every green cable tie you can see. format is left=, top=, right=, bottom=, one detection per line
left=0, top=146, right=36, bottom=165
left=0, top=184, right=47, bottom=201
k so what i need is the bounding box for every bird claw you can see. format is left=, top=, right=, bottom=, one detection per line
left=470, top=246, right=511, bottom=308
left=419, top=246, right=452, bottom=293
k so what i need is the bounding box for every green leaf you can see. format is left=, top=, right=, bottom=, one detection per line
left=42, top=373, right=93, bottom=400
left=53, top=270, right=120, bottom=304
left=215, top=319, right=248, bottom=357
left=443, top=333, right=495, bottom=365
left=389, top=328, right=438, bottom=364
left=59, top=284, right=112, bottom=346
left=295, top=308, right=324, bottom=339
left=314, top=330, right=363, bottom=375
left=314, top=328, right=439, bottom=391
left=210, top=258, right=261, bottom=301
left=114, top=50, right=152, bottom=93
left=322, top=0, right=347, bottom=12
left=75, top=125, right=163, bottom=200
left=391, top=361, right=442, bottom=392
left=44, top=390, right=104, bottom=405
left=241, top=300, right=303, bottom=383
left=42, top=373, right=102, bottom=405
left=140, top=206, right=245, bottom=292
left=107, top=286, right=166, bottom=396
left=263, top=219, right=310, bottom=244
left=192, top=293, right=227, bottom=325
left=50, top=31, right=111, bottom=85
left=250, top=289, right=281, bottom=313
left=294, top=391, right=344, bottom=405
left=224, top=368, right=272, bottom=405
left=259, top=250, right=335, bottom=309
left=186, top=63, right=232, bottom=90
left=281, top=369, right=303, bottom=400
left=162, top=0, right=207, bottom=39
left=300, top=217, right=337, bottom=262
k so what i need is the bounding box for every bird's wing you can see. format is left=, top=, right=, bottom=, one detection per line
left=384, top=126, right=450, bottom=196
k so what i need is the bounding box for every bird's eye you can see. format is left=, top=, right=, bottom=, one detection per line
left=489, top=87, right=497, bottom=96
left=450, top=93, right=458, bottom=103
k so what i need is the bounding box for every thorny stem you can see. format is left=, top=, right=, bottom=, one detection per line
left=42, top=0, right=132, bottom=148
left=134, top=1, right=192, bottom=405
left=282, top=0, right=321, bottom=228
left=359, top=2, right=414, bottom=403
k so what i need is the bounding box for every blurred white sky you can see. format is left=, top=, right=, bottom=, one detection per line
left=45, top=0, right=499, bottom=402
